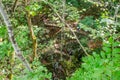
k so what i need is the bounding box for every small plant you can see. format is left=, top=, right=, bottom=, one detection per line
left=13, top=59, right=52, bottom=80
left=68, top=37, right=120, bottom=80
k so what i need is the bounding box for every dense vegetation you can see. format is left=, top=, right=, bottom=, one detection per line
left=0, top=0, right=120, bottom=80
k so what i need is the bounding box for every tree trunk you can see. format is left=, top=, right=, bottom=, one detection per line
left=0, top=1, right=32, bottom=71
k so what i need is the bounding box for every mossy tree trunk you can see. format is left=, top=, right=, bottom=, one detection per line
left=24, top=0, right=38, bottom=62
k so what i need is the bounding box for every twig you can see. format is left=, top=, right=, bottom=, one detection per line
left=42, top=0, right=89, bottom=56
left=12, top=0, right=18, bottom=12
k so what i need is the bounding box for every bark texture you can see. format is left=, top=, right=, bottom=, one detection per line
left=0, top=1, right=32, bottom=71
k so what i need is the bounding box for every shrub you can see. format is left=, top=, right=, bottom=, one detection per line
left=68, top=37, right=120, bottom=80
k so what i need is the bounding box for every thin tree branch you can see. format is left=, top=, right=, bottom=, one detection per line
left=42, top=0, right=89, bottom=56
left=12, top=0, right=18, bottom=12
left=0, top=1, right=32, bottom=71
left=24, top=0, right=38, bottom=61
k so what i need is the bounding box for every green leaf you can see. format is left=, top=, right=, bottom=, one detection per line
left=113, top=42, right=120, bottom=47
left=109, top=37, right=114, bottom=44
left=100, top=51, right=106, bottom=59
left=103, top=47, right=111, bottom=53
left=29, top=11, right=36, bottom=16
left=113, top=48, right=120, bottom=54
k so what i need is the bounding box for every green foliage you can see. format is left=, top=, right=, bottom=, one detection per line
left=13, top=59, right=52, bottom=80
left=0, top=26, right=13, bottom=59
left=42, top=0, right=80, bottom=22
left=0, top=25, right=7, bottom=38
left=0, top=0, right=119, bottom=80
left=15, top=26, right=30, bottom=52
left=78, top=16, right=98, bottom=29
left=25, top=2, right=43, bottom=16
left=12, top=9, right=27, bottom=26
left=66, top=0, right=92, bottom=9
left=66, top=5, right=79, bottom=22
left=68, top=37, right=120, bottom=80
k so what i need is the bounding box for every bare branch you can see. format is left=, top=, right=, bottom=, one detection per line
left=42, top=0, right=89, bottom=56
left=24, top=0, right=38, bottom=61
left=0, top=1, right=32, bottom=71
left=12, top=0, right=18, bottom=12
